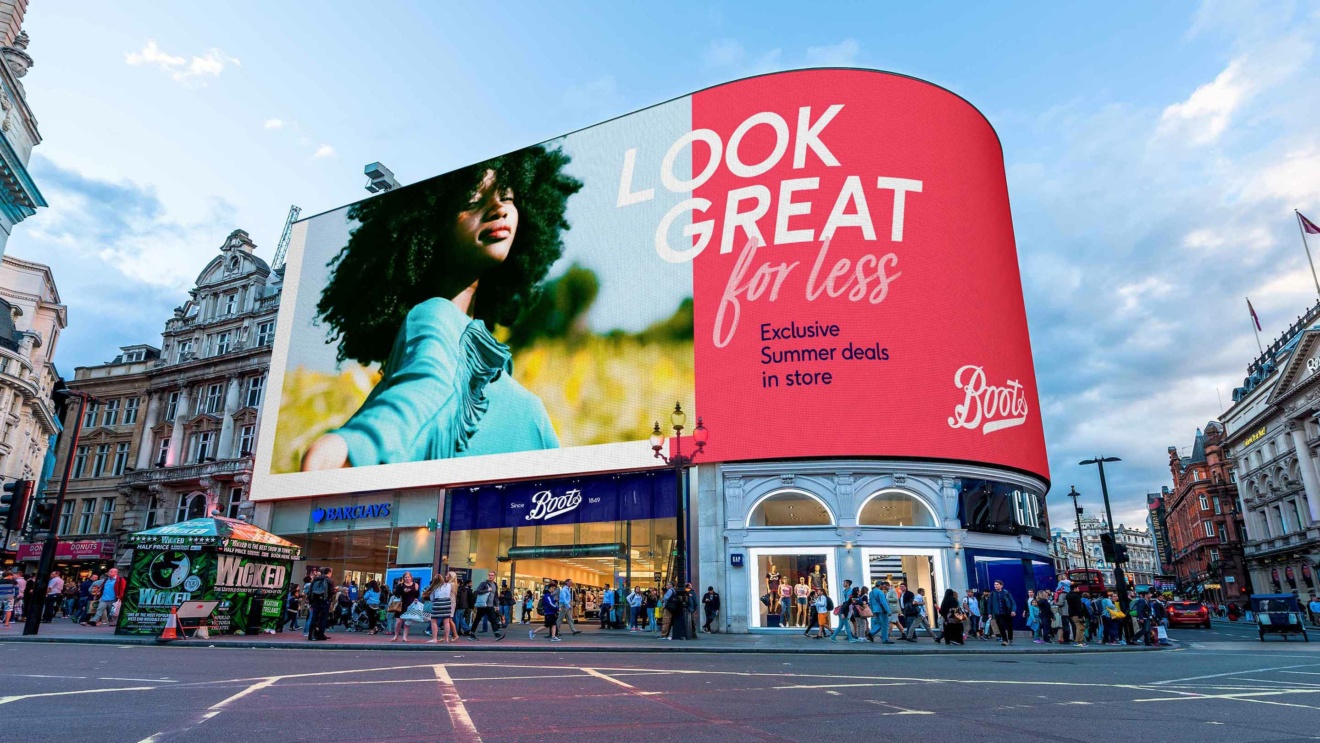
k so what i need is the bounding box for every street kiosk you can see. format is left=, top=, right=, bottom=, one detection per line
left=116, top=516, right=302, bottom=636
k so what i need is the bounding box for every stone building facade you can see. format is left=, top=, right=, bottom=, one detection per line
left=1165, top=424, right=1250, bottom=602
left=0, top=1, right=46, bottom=260
left=41, top=230, right=279, bottom=568
left=1221, top=308, right=1320, bottom=597
left=0, top=254, right=61, bottom=556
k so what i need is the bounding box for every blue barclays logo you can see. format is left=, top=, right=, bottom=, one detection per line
left=311, top=503, right=391, bottom=524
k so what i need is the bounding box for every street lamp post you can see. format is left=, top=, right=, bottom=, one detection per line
left=1067, top=486, right=1090, bottom=576
left=1079, top=456, right=1128, bottom=614
left=650, top=402, right=707, bottom=641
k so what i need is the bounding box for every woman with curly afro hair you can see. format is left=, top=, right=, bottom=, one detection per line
left=301, top=145, right=582, bottom=470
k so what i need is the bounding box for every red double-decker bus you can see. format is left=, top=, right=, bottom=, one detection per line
left=1064, top=568, right=1107, bottom=595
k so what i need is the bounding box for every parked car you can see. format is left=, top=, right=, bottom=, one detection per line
left=1166, top=601, right=1211, bottom=629
left=1251, top=594, right=1310, bottom=642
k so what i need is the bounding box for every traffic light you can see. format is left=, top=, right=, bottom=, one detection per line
left=1114, top=544, right=1129, bottom=564
left=1, top=479, right=31, bottom=532
left=29, top=499, right=55, bottom=532
left=1098, top=532, right=1116, bottom=562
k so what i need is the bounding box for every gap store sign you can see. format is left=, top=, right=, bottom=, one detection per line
left=449, top=471, right=677, bottom=532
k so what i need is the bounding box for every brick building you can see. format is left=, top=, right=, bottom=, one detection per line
left=1165, top=422, right=1250, bottom=602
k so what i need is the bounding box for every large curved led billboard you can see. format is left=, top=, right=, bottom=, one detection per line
left=253, top=68, right=1048, bottom=501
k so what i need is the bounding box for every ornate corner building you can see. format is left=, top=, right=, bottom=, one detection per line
left=0, top=3, right=45, bottom=261
left=0, top=255, right=62, bottom=557
left=1164, top=423, right=1251, bottom=602
left=1221, top=303, right=1320, bottom=597
left=37, top=230, right=280, bottom=571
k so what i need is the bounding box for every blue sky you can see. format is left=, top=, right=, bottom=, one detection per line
left=12, top=1, right=1320, bottom=526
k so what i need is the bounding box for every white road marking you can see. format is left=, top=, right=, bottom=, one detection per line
left=209, top=677, right=277, bottom=710
left=0, top=686, right=156, bottom=705
left=583, top=668, right=635, bottom=690
left=13, top=674, right=87, bottom=679
left=434, top=664, right=482, bottom=743
left=98, top=677, right=177, bottom=683
left=1151, top=663, right=1320, bottom=685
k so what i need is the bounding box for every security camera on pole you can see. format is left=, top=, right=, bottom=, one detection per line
left=23, top=382, right=99, bottom=636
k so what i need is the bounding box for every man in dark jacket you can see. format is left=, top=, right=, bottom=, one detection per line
left=986, top=580, right=1018, bottom=646
left=305, top=567, right=335, bottom=641
left=1064, top=585, right=1087, bottom=647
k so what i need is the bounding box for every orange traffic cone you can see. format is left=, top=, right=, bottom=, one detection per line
left=157, top=607, right=181, bottom=643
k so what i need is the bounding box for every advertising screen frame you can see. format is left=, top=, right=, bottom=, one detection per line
left=253, top=67, right=1050, bottom=502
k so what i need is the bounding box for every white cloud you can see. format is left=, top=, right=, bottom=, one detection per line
left=805, top=39, right=860, bottom=67
left=124, top=40, right=240, bottom=85
left=263, top=118, right=286, bottom=130
left=312, top=144, right=335, bottom=160
left=1157, top=57, right=1251, bottom=145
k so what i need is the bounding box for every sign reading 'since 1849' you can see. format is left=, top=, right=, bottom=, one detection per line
left=256, top=68, right=1049, bottom=501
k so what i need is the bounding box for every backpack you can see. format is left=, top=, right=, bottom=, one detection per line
left=309, top=576, right=329, bottom=600
left=824, top=594, right=835, bottom=613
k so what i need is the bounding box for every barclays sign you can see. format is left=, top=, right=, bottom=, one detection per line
left=311, top=502, right=391, bottom=524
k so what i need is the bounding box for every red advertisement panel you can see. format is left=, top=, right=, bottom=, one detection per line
left=689, top=70, right=1046, bottom=479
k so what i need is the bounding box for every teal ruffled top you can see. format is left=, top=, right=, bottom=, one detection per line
left=334, top=298, right=559, bottom=466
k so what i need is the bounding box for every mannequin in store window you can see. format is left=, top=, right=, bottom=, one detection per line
left=795, top=577, right=810, bottom=627
left=765, top=564, right=782, bottom=617
left=808, top=564, right=827, bottom=595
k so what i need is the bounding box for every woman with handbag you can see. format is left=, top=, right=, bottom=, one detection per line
left=426, top=572, right=457, bottom=644
left=390, top=572, right=420, bottom=643
left=939, top=589, right=965, bottom=645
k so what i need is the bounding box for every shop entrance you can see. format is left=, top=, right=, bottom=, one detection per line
left=445, top=471, right=678, bottom=616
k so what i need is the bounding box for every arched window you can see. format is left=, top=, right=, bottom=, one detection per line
left=857, top=490, right=938, bottom=527
left=747, top=490, right=833, bottom=527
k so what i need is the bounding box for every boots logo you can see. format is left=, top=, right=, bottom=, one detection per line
left=526, top=489, right=583, bottom=521
left=948, top=364, right=1029, bottom=434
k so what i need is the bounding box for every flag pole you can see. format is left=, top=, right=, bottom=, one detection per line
left=1247, top=297, right=1263, bottom=354
left=1298, top=210, right=1320, bottom=298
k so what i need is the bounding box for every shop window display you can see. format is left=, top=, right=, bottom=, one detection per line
left=755, top=553, right=831, bottom=628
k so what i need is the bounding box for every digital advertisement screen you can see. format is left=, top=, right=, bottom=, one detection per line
left=254, top=68, right=1049, bottom=501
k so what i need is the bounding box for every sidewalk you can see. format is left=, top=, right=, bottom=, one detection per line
left=0, top=618, right=1163, bottom=655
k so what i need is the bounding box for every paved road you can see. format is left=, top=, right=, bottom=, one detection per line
left=1, top=623, right=1317, bottom=743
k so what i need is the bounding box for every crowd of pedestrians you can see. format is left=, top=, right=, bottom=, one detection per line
left=796, top=577, right=1191, bottom=648
left=0, top=568, right=126, bottom=629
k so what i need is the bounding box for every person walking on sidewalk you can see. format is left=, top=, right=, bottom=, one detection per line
left=628, top=587, right=645, bottom=631
left=866, top=580, right=895, bottom=644
left=1065, top=584, right=1088, bottom=647
left=471, top=576, right=505, bottom=641
left=0, top=570, right=17, bottom=627
left=537, top=584, right=561, bottom=642
left=558, top=579, right=580, bottom=636
left=1033, top=590, right=1054, bottom=643
left=599, top=585, right=616, bottom=629
left=702, top=586, right=720, bottom=633
left=306, top=568, right=336, bottom=641
left=426, top=572, right=457, bottom=644
left=43, top=570, right=64, bottom=623
left=809, top=590, right=832, bottom=638
left=903, top=587, right=937, bottom=641
left=939, top=589, right=966, bottom=645
left=831, top=583, right=864, bottom=643
left=963, top=589, right=982, bottom=639
left=986, top=579, right=1017, bottom=646
left=389, top=571, right=419, bottom=643
left=84, top=568, right=124, bottom=627
left=499, top=582, right=514, bottom=628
